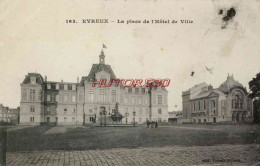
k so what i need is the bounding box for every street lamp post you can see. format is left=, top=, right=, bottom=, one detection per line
left=103, top=109, right=107, bottom=127
left=125, top=112, right=129, bottom=124
left=133, top=111, right=136, bottom=126
left=99, top=111, right=103, bottom=126
left=94, top=105, right=98, bottom=124
left=108, top=106, right=111, bottom=115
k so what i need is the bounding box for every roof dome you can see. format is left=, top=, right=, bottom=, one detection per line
left=218, top=74, right=243, bottom=93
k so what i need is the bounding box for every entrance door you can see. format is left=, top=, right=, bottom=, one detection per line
left=236, top=113, right=240, bottom=122
left=213, top=117, right=216, bottom=123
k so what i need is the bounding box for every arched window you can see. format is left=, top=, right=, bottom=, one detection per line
left=232, top=90, right=244, bottom=109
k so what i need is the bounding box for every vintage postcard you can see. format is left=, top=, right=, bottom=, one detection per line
left=0, top=0, right=260, bottom=165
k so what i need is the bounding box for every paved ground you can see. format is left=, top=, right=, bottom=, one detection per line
left=6, top=144, right=260, bottom=166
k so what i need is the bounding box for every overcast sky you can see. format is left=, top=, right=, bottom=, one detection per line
left=0, top=0, right=259, bottom=111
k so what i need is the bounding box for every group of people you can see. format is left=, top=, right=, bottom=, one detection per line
left=146, top=120, right=158, bottom=128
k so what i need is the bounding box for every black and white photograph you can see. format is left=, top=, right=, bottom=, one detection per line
left=0, top=0, right=260, bottom=165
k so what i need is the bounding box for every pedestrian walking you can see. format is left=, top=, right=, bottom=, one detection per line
left=147, top=120, right=150, bottom=128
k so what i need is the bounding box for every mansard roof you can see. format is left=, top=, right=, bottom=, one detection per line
left=22, top=73, right=44, bottom=84
left=86, top=64, right=116, bottom=82
left=46, top=81, right=78, bottom=85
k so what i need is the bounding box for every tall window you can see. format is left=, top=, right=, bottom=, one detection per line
left=125, top=97, right=128, bottom=104
left=158, top=108, right=162, bottom=114
left=211, top=100, right=216, bottom=108
left=158, top=95, right=162, bottom=104
left=145, top=98, right=148, bottom=105
left=30, top=117, right=34, bottom=122
left=132, top=97, right=135, bottom=105
left=193, top=102, right=195, bottom=111
left=46, top=107, right=51, bottom=114
left=198, top=101, right=201, bottom=110
left=232, top=91, right=244, bottom=109
left=138, top=97, right=142, bottom=105
left=47, top=94, right=51, bottom=102
left=64, top=95, right=68, bottom=102
left=56, top=94, right=59, bottom=102
left=99, top=89, right=106, bottom=102
left=30, top=89, right=36, bottom=101
left=30, top=106, right=35, bottom=113
left=204, top=100, right=206, bottom=109
left=132, top=88, right=135, bottom=93
left=112, top=90, right=116, bottom=102
left=72, top=95, right=76, bottom=102
left=79, top=91, right=83, bottom=102
left=59, top=95, right=63, bottom=102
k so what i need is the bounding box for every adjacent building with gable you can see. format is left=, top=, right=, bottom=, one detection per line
left=180, top=74, right=253, bottom=124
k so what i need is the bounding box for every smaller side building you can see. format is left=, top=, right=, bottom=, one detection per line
left=168, top=111, right=182, bottom=124
left=0, top=104, right=20, bottom=125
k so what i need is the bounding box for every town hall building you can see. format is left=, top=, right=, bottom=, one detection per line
left=20, top=50, right=169, bottom=125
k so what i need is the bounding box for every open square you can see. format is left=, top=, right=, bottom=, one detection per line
left=4, top=124, right=260, bottom=165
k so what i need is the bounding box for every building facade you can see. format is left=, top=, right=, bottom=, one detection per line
left=168, top=111, right=182, bottom=124
left=20, top=50, right=169, bottom=125
left=180, top=74, right=253, bottom=124
left=0, top=104, right=20, bottom=124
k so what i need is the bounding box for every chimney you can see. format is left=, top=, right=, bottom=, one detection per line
left=44, top=76, right=47, bottom=82
left=77, top=76, right=79, bottom=83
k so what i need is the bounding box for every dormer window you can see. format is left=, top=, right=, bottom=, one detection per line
left=47, top=84, right=51, bottom=89
left=30, top=77, right=36, bottom=84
